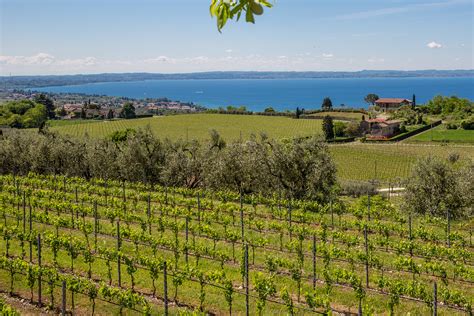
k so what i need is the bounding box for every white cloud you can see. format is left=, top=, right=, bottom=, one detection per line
left=0, top=53, right=56, bottom=65
left=322, top=53, right=334, bottom=58
left=427, top=41, right=443, bottom=49
left=225, top=49, right=233, bottom=53
left=144, top=56, right=173, bottom=63
left=56, top=57, right=97, bottom=66
left=0, top=53, right=99, bottom=67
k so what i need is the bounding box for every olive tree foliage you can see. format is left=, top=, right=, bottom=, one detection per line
left=403, top=156, right=473, bottom=219
left=210, top=0, right=273, bottom=31
left=205, top=134, right=269, bottom=195
left=0, top=128, right=337, bottom=202
left=264, top=137, right=337, bottom=201
left=161, top=139, right=206, bottom=189
left=115, top=127, right=166, bottom=183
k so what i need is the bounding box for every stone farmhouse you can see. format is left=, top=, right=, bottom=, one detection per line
left=361, top=118, right=402, bottom=139
left=375, top=98, right=412, bottom=112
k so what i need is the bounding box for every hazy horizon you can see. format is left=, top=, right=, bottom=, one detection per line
left=2, top=69, right=474, bottom=78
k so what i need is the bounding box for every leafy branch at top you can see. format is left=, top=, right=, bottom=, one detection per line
left=210, top=0, right=273, bottom=32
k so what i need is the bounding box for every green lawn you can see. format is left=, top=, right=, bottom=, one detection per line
left=48, top=114, right=323, bottom=141
left=407, top=125, right=474, bottom=144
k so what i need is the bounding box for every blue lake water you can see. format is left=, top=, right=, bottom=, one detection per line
left=36, top=77, right=474, bottom=112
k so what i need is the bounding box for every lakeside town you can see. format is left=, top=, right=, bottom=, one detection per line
left=1, top=87, right=472, bottom=142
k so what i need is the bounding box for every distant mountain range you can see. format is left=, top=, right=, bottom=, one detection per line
left=1, top=70, right=473, bottom=90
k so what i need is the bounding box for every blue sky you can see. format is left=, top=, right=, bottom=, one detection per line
left=0, top=0, right=473, bottom=75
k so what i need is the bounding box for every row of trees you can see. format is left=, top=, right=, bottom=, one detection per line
left=404, top=155, right=473, bottom=219
left=0, top=99, right=49, bottom=129
left=0, top=128, right=337, bottom=201
left=322, top=116, right=361, bottom=140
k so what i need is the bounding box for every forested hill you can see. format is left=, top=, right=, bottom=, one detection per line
left=1, top=69, right=473, bottom=90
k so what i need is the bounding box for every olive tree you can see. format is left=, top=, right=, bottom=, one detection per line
left=204, top=134, right=268, bottom=194
left=161, top=139, right=205, bottom=188
left=264, top=137, right=337, bottom=202
left=403, top=156, right=473, bottom=219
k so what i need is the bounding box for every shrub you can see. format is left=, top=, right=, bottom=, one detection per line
left=340, top=181, right=377, bottom=197
left=333, top=121, right=347, bottom=137
left=446, top=123, right=458, bottom=130
left=344, top=121, right=362, bottom=137
left=460, top=118, right=474, bottom=130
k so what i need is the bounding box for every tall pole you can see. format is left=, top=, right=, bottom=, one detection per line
left=364, top=226, right=369, bottom=288
left=62, top=280, right=67, bottom=316
left=446, top=209, right=451, bottom=248
left=312, top=234, right=317, bottom=290
left=117, top=221, right=121, bottom=287
left=164, top=261, right=168, bottom=316
left=245, top=244, right=249, bottom=316
left=240, top=191, right=244, bottom=241
left=367, top=191, right=371, bottom=222
left=37, top=234, right=42, bottom=307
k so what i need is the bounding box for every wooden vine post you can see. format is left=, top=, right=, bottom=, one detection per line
left=409, top=212, right=413, bottom=257
left=72, top=188, right=77, bottom=229
left=197, top=192, right=201, bottom=229
left=61, top=280, right=67, bottom=316
left=29, top=200, right=33, bottom=262
left=312, top=234, right=317, bottom=290
left=147, top=192, right=152, bottom=234
left=288, top=200, right=292, bottom=240
left=23, top=191, right=26, bottom=233
left=122, top=180, right=126, bottom=202
left=364, top=225, right=369, bottom=288
left=240, top=191, right=245, bottom=241
left=244, top=244, right=249, bottom=316
left=93, top=201, right=98, bottom=250
left=185, top=215, right=189, bottom=264
left=117, top=220, right=122, bottom=287
left=104, top=179, right=108, bottom=206
left=163, top=261, right=168, bottom=316
left=446, top=209, right=451, bottom=248
left=330, top=199, right=334, bottom=228
left=433, top=282, right=437, bottom=316
left=367, top=192, right=371, bottom=222
left=37, top=234, right=42, bottom=307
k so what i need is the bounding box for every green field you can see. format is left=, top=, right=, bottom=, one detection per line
left=331, top=143, right=474, bottom=182
left=407, top=125, right=474, bottom=144
left=0, top=174, right=472, bottom=315
left=45, top=115, right=474, bottom=183
left=48, top=114, right=323, bottom=141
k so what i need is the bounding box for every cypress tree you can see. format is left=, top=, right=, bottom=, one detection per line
left=322, top=115, right=334, bottom=140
